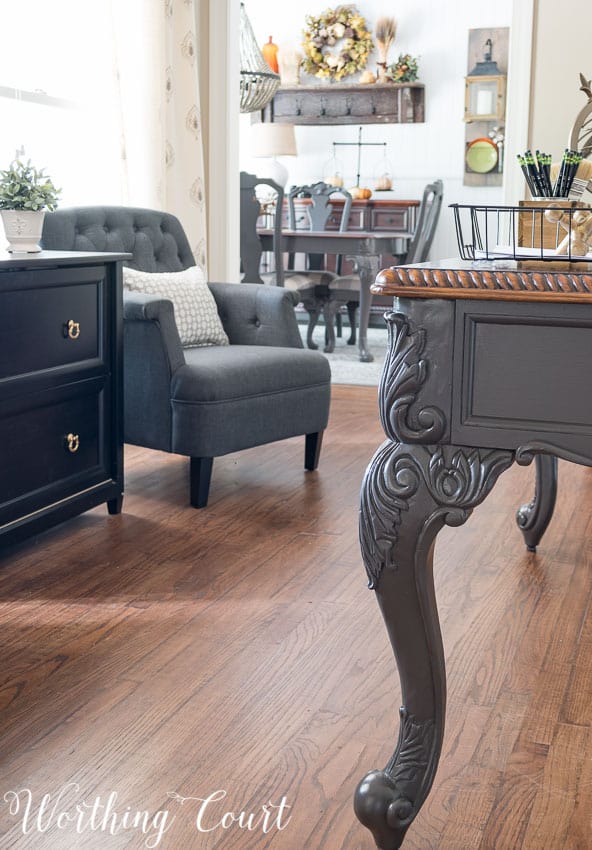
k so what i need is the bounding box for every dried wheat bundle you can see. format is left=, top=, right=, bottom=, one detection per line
left=375, top=16, right=397, bottom=65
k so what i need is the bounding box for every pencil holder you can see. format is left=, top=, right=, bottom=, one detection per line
left=518, top=199, right=587, bottom=253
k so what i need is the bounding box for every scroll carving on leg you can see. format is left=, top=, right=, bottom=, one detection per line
left=356, top=441, right=513, bottom=849
left=516, top=454, right=558, bottom=552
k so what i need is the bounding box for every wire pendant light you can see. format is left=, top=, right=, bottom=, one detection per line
left=240, top=2, right=281, bottom=113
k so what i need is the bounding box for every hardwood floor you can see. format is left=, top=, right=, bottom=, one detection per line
left=1, top=384, right=591, bottom=849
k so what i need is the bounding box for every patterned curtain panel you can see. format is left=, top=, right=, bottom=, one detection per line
left=163, top=0, right=207, bottom=273
left=113, top=0, right=208, bottom=276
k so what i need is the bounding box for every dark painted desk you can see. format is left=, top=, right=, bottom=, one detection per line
left=355, top=258, right=592, bottom=849
left=259, top=228, right=412, bottom=362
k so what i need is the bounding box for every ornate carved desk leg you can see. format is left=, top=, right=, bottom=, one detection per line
left=355, top=308, right=514, bottom=849
left=356, top=442, right=513, bottom=849
left=351, top=250, right=381, bottom=363
left=516, top=455, right=558, bottom=552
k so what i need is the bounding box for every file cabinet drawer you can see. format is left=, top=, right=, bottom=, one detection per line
left=0, top=268, right=105, bottom=381
left=0, top=381, right=109, bottom=519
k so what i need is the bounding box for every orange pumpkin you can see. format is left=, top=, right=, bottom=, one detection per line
left=348, top=187, right=373, bottom=200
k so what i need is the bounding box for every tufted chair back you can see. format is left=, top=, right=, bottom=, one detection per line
left=41, top=206, right=196, bottom=273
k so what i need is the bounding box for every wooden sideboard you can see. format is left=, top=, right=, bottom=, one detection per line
left=0, top=250, right=127, bottom=547
left=284, top=197, right=419, bottom=274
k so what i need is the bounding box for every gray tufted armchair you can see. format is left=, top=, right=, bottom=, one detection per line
left=41, top=206, right=331, bottom=508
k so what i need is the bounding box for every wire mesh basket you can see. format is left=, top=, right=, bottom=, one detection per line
left=451, top=202, right=592, bottom=263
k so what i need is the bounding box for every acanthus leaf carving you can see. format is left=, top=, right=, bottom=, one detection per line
left=359, top=442, right=420, bottom=588
left=380, top=311, right=446, bottom=444
left=354, top=708, right=437, bottom=850
left=360, top=443, right=514, bottom=588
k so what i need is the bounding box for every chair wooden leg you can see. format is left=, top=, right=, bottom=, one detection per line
left=305, top=432, right=323, bottom=471
left=346, top=301, right=357, bottom=345
left=190, top=457, right=213, bottom=508
left=336, top=309, right=343, bottom=338
left=305, top=305, right=321, bottom=350
left=322, top=300, right=338, bottom=353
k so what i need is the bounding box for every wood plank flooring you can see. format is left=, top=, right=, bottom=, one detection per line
left=1, top=384, right=592, bottom=849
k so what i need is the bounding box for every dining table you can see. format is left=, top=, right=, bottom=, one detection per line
left=258, top=227, right=413, bottom=362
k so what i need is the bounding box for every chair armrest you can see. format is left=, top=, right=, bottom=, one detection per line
left=122, top=291, right=186, bottom=451
left=123, top=291, right=185, bottom=373
left=208, top=282, right=303, bottom=348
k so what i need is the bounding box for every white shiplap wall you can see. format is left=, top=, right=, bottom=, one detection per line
left=240, top=0, right=514, bottom=259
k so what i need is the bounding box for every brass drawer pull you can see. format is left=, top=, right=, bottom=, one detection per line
left=65, top=433, right=80, bottom=453
left=64, top=320, right=81, bottom=340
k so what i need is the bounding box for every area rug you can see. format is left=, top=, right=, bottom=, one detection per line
left=299, top=325, right=388, bottom=386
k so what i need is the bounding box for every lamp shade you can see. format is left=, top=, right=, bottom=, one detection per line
left=250, top=123, right=297, bottom=158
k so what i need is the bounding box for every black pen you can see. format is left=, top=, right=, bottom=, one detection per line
left=553, top=149, right=569, bottom=197
left=517, top=154, right=538, bottom=197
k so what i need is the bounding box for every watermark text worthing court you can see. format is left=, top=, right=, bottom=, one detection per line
left=2, top=784, right=293, bottom=847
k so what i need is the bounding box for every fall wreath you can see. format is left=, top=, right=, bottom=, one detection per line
left=302, top=5, right=373, bottom=82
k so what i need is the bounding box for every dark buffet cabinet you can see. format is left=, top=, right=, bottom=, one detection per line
left=0, top=251, right=127, bottom=547
left=260, top=82, right=425, bottom=125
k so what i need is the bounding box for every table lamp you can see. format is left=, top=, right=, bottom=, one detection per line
left=249, top=123, right=297, bottom=187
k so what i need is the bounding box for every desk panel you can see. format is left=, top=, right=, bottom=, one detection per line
left=452, top=299, right=592, bottom=454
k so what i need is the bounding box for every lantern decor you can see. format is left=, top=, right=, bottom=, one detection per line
left=240, top=2, right=281, bottom=114
left=464, top=38, right=506, bottom=123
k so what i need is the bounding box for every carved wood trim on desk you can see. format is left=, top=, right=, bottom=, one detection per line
left=373, top=260, right=592, bottom=303
left=260, top=83, right=425, bottom=125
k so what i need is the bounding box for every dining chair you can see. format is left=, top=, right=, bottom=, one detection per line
left=329, top=179, right=444, bottom=343
left=282, top=181, right=353, bottom=351
left=240, top=171, right=285, bottom=287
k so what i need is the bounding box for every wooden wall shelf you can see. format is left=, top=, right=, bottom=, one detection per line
left=260, top=83, right=425, bottom=125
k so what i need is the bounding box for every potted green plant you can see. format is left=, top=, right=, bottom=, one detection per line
left=0, top=158, right=61, bottom=253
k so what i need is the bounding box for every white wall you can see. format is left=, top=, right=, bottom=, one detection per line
left=205, top=0, right=240, bottom=282
left=241, top=0, right=514, bottom=259
left=529, top=0, right=592, bottom=156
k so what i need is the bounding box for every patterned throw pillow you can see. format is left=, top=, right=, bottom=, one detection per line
left=123, top=265, right=229, bottom=347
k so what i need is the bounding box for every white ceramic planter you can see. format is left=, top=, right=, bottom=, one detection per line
left=0, top=209, right=45, bottom=252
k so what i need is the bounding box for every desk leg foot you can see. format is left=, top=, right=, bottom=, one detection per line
left=516, top=454, right=558, bottom=552
left=356, top=440, right=513, bottom=849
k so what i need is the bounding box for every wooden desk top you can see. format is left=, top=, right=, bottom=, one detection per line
left=373, top=258, right=592, bottom=303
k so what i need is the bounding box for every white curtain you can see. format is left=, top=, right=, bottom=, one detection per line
left=111, top=0, right=208, bottom=274
left=0, top=0, right=208, bottom=272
